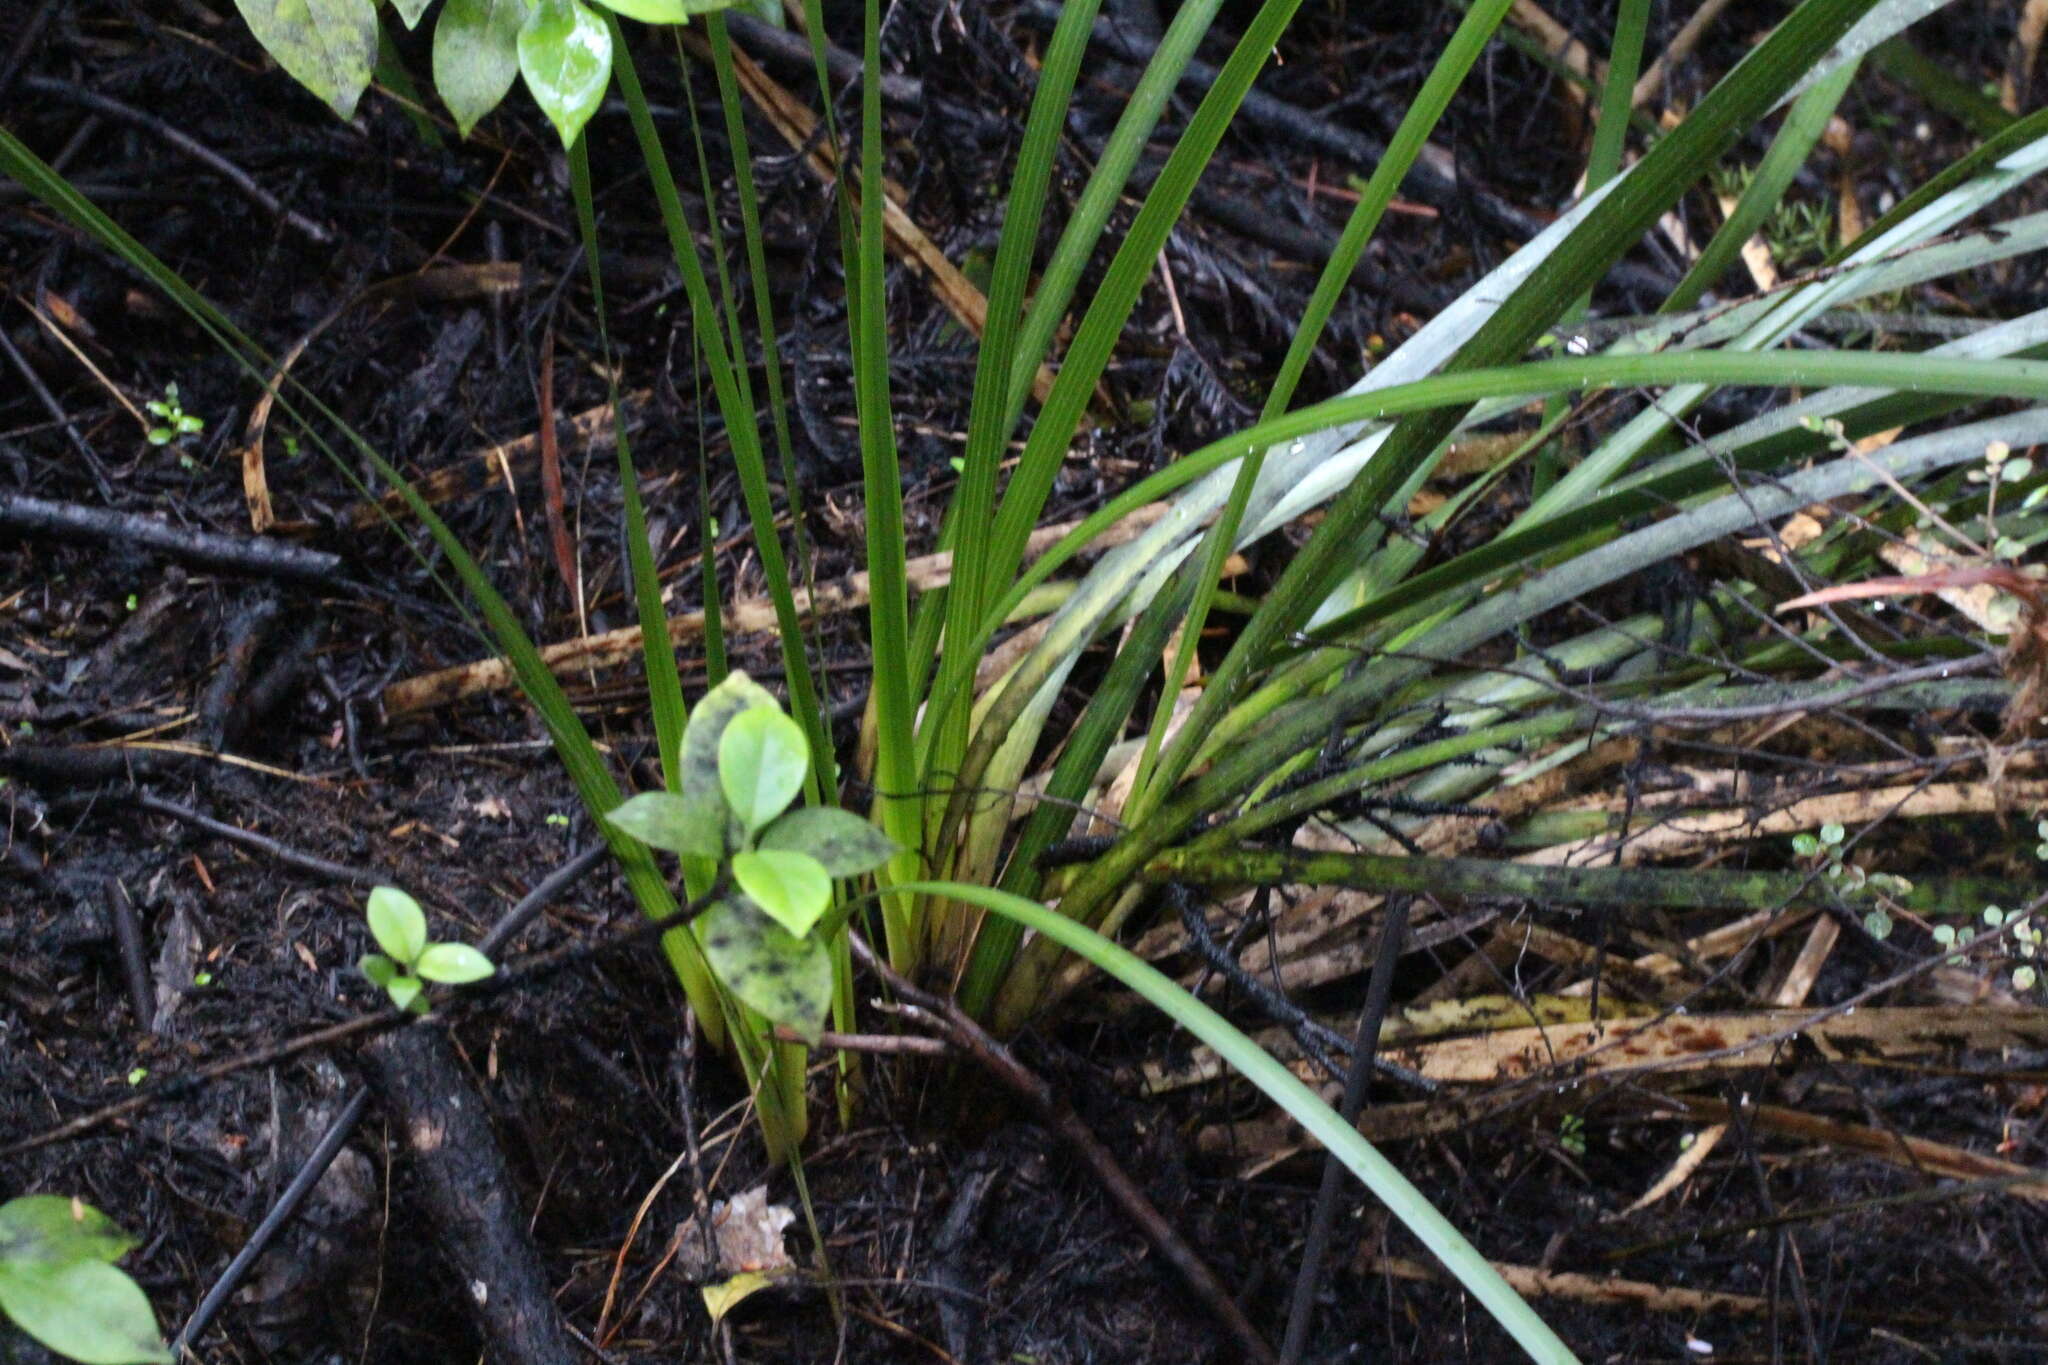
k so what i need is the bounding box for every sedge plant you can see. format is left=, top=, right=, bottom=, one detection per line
left=13, top=0, right=2048, bottom=1356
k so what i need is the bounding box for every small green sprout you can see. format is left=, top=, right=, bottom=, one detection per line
left=1558, top=1113, right=1587, bottom=1158
left=358, top=886, right=495, bottom=1014
left=545, top=812, right=570, bottom=830
left=125, top=1068, right=147, bottom=1087
left=143, top=382, right=204, bottom=447
left=1792, top=822, right=1910, bottom=939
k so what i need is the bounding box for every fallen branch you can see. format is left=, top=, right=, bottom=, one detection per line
left=0, top=491, right=343, bottom=583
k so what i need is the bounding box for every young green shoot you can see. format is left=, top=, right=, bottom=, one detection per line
left=359, top=886, right=496, bottom=1014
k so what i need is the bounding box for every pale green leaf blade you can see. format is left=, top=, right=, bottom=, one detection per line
left=389, top=0, right=432, bottom=27
left=386, top=975, right=425, bottom=1013
left=718, top=707, right=809, bottom=833
left=0, top=1261, right=170, bottom=1365
left=358, top=954, right=398, bottom=989
left=365, top=886, right=427, bottom=965
left=415, top=942, right=496, bottom=984
left=698, top=898, right=831, bottom=1043
left=519, top=0, right=613, bottom=149
left=433, top=0, right=524, bottom=136
left=597, top=0, right=720, bottom=20
left=680, top=672, right=782, bottom=807
left=730, top=849, right=831, bottom=937
left=758, top=807, right=898, bottom=877
left=607, top=790, right=727, bottom=859
left=0, top=1197, right=133, bottom=1269
left=231, top=0, right=378, bottom=118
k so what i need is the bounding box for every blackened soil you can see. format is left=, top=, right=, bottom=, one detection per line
left=5, top=2, right=2047, bottom=1362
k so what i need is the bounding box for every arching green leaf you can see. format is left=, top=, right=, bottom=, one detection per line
left=416, top=942, right=496, bottom=984
left=607, top=790, right=726, bottom=859
left=365, top=886, right=427, bottom=965
left=759, top=807, right=898, bottom=877
left=0, top=1260, right=168, bottom=1365
left=731, top=849, right=831, bottom=937
left=0, top=1197, right=132, bottom=1269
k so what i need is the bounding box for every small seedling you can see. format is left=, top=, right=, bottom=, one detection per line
left=143, top=383, right=204, bottom=447
left=1558, top=1113, right=1587, bottom=1159
left=0, top=1195, right=169, bottom=1363
left=1791, top=822, right=1911, bottom=939
left=358, top=886, right=495, bottom=1014
left=606, top=672, right=898, bottom=1041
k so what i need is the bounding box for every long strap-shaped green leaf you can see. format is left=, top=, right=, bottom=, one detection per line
left=1019, top=402, right=2048, bottom=1033
left=0, top=124, right=734, bottom=1053
left=608, top=25, right=831, bottom=798
left=1127, top=0, right=1517, bottom=822
left=1122, top=0, right=1885, bottom=839
left=897, top=881, right=1578, bottom=1364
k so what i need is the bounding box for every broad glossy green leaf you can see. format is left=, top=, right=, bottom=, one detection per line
left=596, top=0, right=725, bottom=21
left=0, top=1260, right=169, bottom=1365
left=607, top=790, right=727, bottom=859
left=698, top=898, right=831, bottom=1043
left=759, top=807, right=897, bottom=877
left=731, top=849, right=831, bottom=937
left=433, top=0, right=524, bottom=136
left=365, top=886, right=427, bottom=965
left=231, top=0, right=378, bottom=119
left=415, top=942, right=496, bottom=984
left=718, top=707, right=809, bottom=833
left=0, top=1197, right=132, bottom=1269
left=519, top=0, right=612, bottom=149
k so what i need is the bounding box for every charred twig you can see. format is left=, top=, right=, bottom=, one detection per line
left=1281, top=896, right=1411, bottom=1362
left=0, top=491, right=345, bottom=584
left=0, top=319, right=114, bottom=500
left=20, top=76, right=334, bottom=244
left=196, top=590, right=280, bottom=750
left=129, top=789, right=391, bottom=887
left=0, top=1009, right=404, bottom=1158
left=105, top=875, right=154, bottom=1032
left=849, top=935, right=1280, bottom=1365
left=173, top=1088, right=371, bottom=1353
left=0, top=863, right=716, bottom=1157
left=1015, top=0, right=1552, bottom=245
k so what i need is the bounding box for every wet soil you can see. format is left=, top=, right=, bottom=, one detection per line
left=4, top=2, right=2048, bottom=1362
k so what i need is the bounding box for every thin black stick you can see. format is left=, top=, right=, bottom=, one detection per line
left=1281, top=895, right=1412, bottom=1363
left=20, top=75, right=334, bottom=244
left=174, top=1088, right=370, bottom=1352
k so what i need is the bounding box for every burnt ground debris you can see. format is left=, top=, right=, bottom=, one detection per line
left=4, top=0, right=2048, bottom=1361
